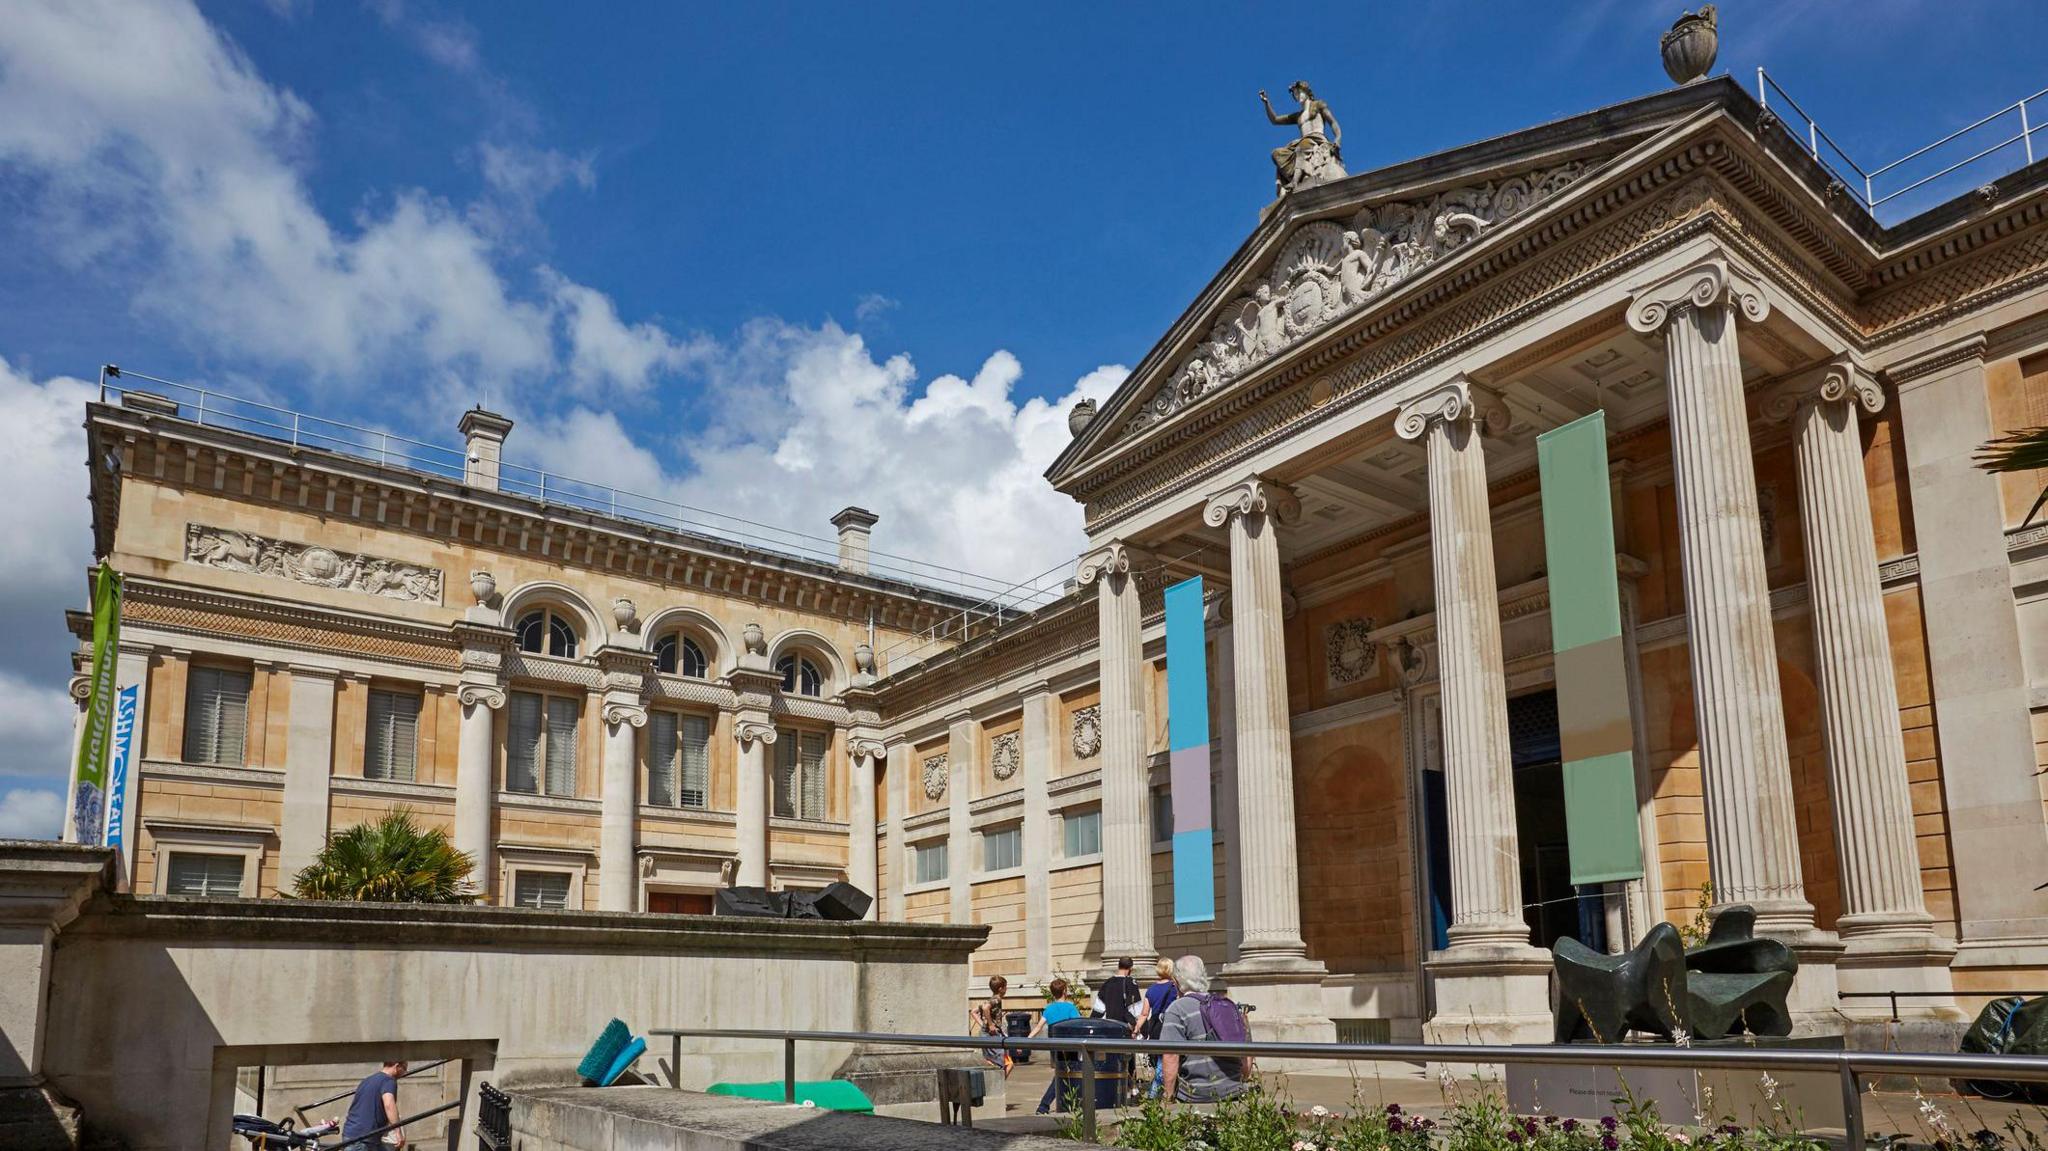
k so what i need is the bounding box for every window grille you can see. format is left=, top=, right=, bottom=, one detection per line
left=183, top=665, right=252, bottom=766
left=364, top=689, right=420, bottom=782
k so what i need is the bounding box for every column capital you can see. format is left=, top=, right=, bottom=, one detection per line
left=1760, top=357, right=1884, bottom=424
left=457, top=683, right=506, bottom=710
left=1624, top=255, right=1771, bottom=335
left=1017, top=679, right=1054, bottom=700
left=1202, top=474, right=1301, bottom=529
left=848, top=736, right=887, bottom=761
left=1394, top=377, right=1509, bottom=442
left=1075, top=540, right=1151, bottom=586
left=602, top=701, right=648, bottom=730
left=67, top=675, right=92, bottom=704
left=735, top=719, right=777, bottom=748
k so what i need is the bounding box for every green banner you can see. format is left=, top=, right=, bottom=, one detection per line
left=70, top=564, right=122, bottom=846
left=1537, top=413, right=1644, bottom=885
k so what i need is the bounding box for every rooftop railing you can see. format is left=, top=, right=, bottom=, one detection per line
left=96, top=367, right=1072, bottom=649
left=653, top=1025, right=2048, bottom=1146
left=1756, top=69, right=2045, bottom=220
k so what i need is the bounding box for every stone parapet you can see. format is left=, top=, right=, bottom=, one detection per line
left=506, top=1086, right=1069, bottom=1151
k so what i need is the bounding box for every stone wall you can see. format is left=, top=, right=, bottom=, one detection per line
left=9, top=845, right=985, bottom=1151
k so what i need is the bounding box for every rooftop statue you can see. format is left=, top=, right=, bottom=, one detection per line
left=1261, top=81, right=1346, bottom=195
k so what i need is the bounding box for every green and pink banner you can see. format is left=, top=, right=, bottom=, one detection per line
left=1537, top=412, right=1644, bottom=886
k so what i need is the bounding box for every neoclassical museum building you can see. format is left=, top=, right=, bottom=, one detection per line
left=64, top=76, right=2048, bottom=1043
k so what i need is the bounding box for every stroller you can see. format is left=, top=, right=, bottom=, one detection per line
left=233, top=1114, right=338, bottom=1148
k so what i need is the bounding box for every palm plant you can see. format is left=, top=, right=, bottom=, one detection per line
left=1978, top=425, right=2048, bottom=528
left=291, top=808, right=479, bottom=903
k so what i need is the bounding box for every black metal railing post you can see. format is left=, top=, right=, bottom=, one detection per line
left=784, top=1037, right=796, bottom=1104
left=1080, top=1053, right=1097, bottom=1142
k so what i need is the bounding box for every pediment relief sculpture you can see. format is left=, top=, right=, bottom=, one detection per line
left=185, top=524, right=444, bottom=604
left=1118, top=162, right=1589, bottom=440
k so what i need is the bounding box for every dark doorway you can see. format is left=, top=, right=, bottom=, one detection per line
left=1508, top=689, right=1604, bottom=953
left=648, top=890, right=715, bottom=915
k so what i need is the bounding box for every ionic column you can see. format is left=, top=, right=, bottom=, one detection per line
left=734, top=719, right=775, bottom=888
left=1765, top=361, right=1956, bottom=1005
left=1627, top=258, right=1818, bottom=937
left=1207, top=599, right=1244, bottom=964
left=454, top=682, right=505, bottom=898
left=1394, top=382, right=1528, bottom=949
left=885, top=742, right=910, bottom=921
left=849, top=737, right=885, bottom=918
left=1076, top=540, right=1154, bottom=965
left=598, top=702, right=647, bottom=912
left=1200, top=477, right=1317, bottom=972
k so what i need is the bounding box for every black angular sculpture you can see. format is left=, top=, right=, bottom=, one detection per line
left=1553, top=921, right=1689, bottom=1043
left=713, top=886, right=789, bottom=918
left=713, top=882, right=873, bottom=921
left=1682, top=905, right=1797, bottom=1040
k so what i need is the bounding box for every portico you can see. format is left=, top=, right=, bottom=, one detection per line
left=1040, top=73, right=2048, bottom=1037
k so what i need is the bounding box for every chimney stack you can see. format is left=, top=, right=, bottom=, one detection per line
left=459, top=408, right=514, bottom=491
left=831, top=507, right=879, bottom=575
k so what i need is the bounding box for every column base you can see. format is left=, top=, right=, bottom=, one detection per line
left=1423, top=943, right=1553, bottom=1047
left=1838, top=925, right=1962, bottom=1022
left=1764, top=926, right=1849, bottom=1037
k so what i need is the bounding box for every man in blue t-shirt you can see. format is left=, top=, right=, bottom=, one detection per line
left=342, top=1060, right=406, bottom=1149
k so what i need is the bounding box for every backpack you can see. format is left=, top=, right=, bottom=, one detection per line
left=1192, top=992, right=1250, bottom=1076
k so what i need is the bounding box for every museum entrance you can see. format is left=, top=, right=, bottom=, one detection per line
left=1419, top=688, right=1604, bottom=956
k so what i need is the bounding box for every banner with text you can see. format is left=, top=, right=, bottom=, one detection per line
left=104, top=684, right=139, bottom=852
left=1164, top=576, right=1215, bottom=923
left=70, top=564, right=122, bottom=846
left=1537, top=412, right=1645, bottom=885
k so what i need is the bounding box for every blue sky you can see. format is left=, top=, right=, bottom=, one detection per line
left=0, top=0, right=2043, bottom=836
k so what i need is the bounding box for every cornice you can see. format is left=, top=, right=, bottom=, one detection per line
left=1883, top=334, right=1990, bottom=387
left=121, top=576, right=458, bottom=670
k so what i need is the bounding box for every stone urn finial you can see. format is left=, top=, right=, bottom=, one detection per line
left=469, top=570, right=496, bottom=605
left=612, top=597, right=637, bottom=631
left=1068, top=398, right=1098, bottom=438
left=742, top=622, right=767, bottom=656
left=853, top=642, right=876, bottom=677
left=1661, top=5, right=1718, bottom=85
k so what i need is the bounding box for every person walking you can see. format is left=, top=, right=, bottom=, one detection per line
left=341, top=1059, right=406, bottom=1149
left=1130, top=957, right=1179, bottom=1099
left=1158, top=955, right=1251, bottom=1104
left=968, top=974, right=1014, bottom=1077
left=1030, top=978, right=1081, bottom=1114
left=1094, top=956, right=1142, bottom=1028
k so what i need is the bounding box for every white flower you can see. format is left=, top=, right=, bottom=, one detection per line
left=1294, top=1142, right=1318, bottom=1151
left=1673, top=1133, right=1692, bottom=1145
left=1310, top=1106, right=1331, bottom=1119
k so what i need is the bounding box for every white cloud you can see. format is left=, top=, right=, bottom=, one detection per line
left=0, top=668, right=77, bottom=788
left=480, top=143, right=595, bottom=201
left=0, top=0, right=667, bottom=399
left=547, top=271, right=709, bottom=396
left=854, top=293, right=899, bottom=324
left=0, top=357, right=96, bottom=616
left=0, top=788, right=63, bottom=840
left=519, top=321, right=1125, bottom=602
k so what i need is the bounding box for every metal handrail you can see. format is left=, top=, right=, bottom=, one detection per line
left=1839, top=989, right=2048, bottom=1025
left=292, top=1058, right=453, bottom=1122
left=652, top=1025, right=2048, bottom=1146
left=93, top=366, right=1067, bottom=618
left=1756, top=69, right=2045, bottom=216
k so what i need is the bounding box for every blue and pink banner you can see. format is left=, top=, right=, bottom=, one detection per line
left=1164, top=576, right=1215, bottom=924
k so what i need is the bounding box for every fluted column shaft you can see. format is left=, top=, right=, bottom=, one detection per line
left=454, top=688, right=502, bottom=899
left=1203, top=478, right=1314, bottom=968
left=598, top=708, right=644, bottom=911
left=1078, top=542, right=1154, bottom=964
left=848, top=741, right=882, bottom=918
left=735, top=722, right=774, bottom=888
left=1629, top=259, right=1815, bottom=933
left=1396, top=384, right=1528, bottom=948
left=1774, top=368, right=1932, bottom=934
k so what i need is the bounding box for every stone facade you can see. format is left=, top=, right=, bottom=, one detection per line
left=61, top=76, right=2048, bottom=1043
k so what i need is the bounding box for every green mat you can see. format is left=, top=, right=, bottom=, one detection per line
left=706, top=1080, right=874, bottom=1113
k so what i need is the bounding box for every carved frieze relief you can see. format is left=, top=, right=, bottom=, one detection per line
left=1323, top=617, right=1379, bottom=687
left=185, top=524, right=444, bottom=604
left=1118, top=163, right=1588, bottom=440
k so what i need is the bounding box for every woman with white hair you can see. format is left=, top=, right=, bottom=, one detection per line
left=1156, top=954, right=1251, bottom=1103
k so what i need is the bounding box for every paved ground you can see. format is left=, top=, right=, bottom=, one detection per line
left=979, top=1059, right=2048, bottom=1144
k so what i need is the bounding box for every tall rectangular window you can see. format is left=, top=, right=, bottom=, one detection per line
left=981, top=824, right=1022, bottom=872
left=773, top=729, right=829, bottom=821
left=913, top=839, right=949, bottom=885
left=364, top=688, right=421, bottom=782
left=182, top=665, right=252, bottom=766
left=512, top=870, right=573, bottom=909
left=648, top=712, right=711, bottom=808
left=1151, top=785, right=1173, bottom=845
left=508, top=691, right=580, bottom=797
left=165, top=852, right=245, bottom=897
left=1061, top=807, right=1102, bottom=859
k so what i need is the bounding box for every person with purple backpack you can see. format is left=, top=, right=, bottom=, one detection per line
left=1156, top=954, right=1251, bottom=1103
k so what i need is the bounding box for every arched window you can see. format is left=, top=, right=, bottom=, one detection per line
left=776, top=653, right=823, bottom=697
left=653, top=633, right=709, bottom=678
left=516, top=608, right=578, bottom=659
